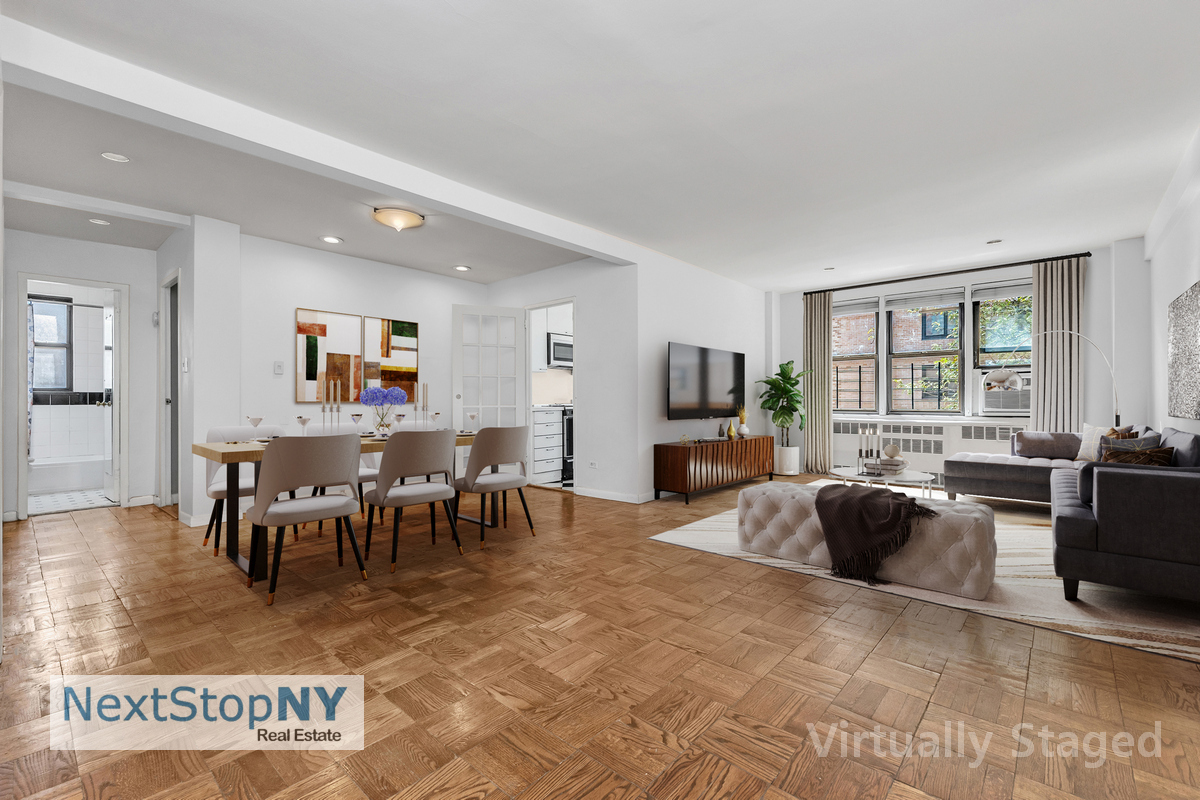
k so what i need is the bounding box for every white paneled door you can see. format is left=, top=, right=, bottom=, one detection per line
left=452, top=305, right=528, bottom=474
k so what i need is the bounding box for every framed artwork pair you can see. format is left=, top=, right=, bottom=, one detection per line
left=295, top=308, right=418, bottom=403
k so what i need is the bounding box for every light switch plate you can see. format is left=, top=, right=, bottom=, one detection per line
left=273, top=361, right=284, bottom=375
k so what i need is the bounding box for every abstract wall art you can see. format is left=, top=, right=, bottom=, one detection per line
left=296, top=309, right=362, bottom=403
left=363, top=317, right=419, bottom=400
left=1168, top=280, right=1200, bottom=420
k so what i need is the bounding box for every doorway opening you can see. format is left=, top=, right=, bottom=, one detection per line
left=24, top=279, right=121, bottom=516
left=529, top=300, right=574, bottom=491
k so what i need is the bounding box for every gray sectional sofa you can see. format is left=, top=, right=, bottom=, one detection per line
left=946, top=425, right=1200, bottom=601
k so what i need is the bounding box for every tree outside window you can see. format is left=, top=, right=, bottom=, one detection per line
left=976, top=296, right=1032, bottom=368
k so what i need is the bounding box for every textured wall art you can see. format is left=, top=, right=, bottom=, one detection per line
left=295, top=309, right=362, bottom=403
left=1168, top=280, right=1200, bottom=420
left=363, top=317, right=418, bottom=399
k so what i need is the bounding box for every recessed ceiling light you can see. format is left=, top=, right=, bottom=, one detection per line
left=372, top=208, right=425, bottom=232
left=823, top=267, right=835, bottom=271
left=987, top=239, right=1002, bottom=244
left=321, top=236, right=343, bottom=244
left=89, top=219, right=111, bottom=225
left=101, top=152, right=129, bottom=162
left=454, top=265, right=472, bottom=272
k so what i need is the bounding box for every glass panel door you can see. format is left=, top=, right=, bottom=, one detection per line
left=452, top=305, right=527, bottom=475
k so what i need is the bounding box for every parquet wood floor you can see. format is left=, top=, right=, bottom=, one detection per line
left=3, top=475, right=1200, bottom=800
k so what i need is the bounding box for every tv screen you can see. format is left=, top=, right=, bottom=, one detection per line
left=667, top=342, right=746, bottom=420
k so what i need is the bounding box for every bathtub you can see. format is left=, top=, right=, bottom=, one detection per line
left=28, top=454, right=108, bottom=494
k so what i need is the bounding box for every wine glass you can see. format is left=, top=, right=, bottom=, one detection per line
left=247, top=416, right=263, bottom=428
left=467, top=411, right=478, bottom=432
left=431, top=412, right=441, bottom=429
left=350, top=413, right=363, bottom=435
left=296, top=416, right=310, bottom=436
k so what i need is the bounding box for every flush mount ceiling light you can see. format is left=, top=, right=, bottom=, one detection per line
left=89, top=218, right=111, bottom=225
left=987, top=239, right=1003, bottom=244
left=321, top=236, right=343, bottom=244
left=372, top=208, right=425, bottom=232
left=454, top=265, right=472, bottom=272
left=100, top=152, right=129, bottom=162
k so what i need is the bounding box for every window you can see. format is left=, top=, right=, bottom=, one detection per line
left=975, top=295, right=1032, bottom=368
left=832, top=310, right=877, bottom=412
left=888, top=304, right=961, bottom=412
left=31, top=296, right=72, bottom=391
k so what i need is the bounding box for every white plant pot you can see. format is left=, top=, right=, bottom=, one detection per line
left=775, top=446, right=801, bottom=476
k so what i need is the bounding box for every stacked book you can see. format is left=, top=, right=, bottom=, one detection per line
left=861, top=457, right=907, bottom=476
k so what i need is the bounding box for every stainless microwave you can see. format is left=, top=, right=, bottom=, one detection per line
left=548, top=333, right=573, bottom=369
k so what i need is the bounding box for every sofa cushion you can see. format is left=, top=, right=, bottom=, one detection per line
left=1076, top=424, right=1133, bottom=461
left=1051, top=468, right=1096, bottom=550
left=1012, top=431, right=1082, bottom=459
left=945, top=452, right=1082, bottom=484
left=1161, top=427, right=1200, bottom=467
left=1076, top=460, right=1200, bottom=505
left=1100, top=433, right=1161, bottom=460
left=1102, top=447, right=1174, bottom=467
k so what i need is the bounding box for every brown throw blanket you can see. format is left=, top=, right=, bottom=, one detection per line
left=815, top=483, right=937, bottom=584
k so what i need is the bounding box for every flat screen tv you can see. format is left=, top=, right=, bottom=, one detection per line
left=667, top=342, right=746, bottom=420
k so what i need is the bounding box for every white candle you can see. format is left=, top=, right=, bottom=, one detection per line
left=336, top=380, right=341, bottom=412
left=321, top=383, right=326, bottom=413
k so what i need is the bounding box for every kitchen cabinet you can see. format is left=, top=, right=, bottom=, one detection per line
left=546, top=304, right=573, bottom=336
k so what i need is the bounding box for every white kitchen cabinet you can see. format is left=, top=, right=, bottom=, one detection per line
left=530, top=307, right=549, bottom=372
left=546, top=304, right=573, bottom=336
left=530, top=406, right=563, bottom=484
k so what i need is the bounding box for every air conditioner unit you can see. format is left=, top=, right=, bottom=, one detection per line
left=981, top=370, right=1031, bottom=416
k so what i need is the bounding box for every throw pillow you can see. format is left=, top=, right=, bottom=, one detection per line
left=1076, top=424, right=1134, bottom=461
left=1100, top=433, right=1162, bottom=460
left=1102, top=447, right=1175, bottom=467
left=1161, top=427, right=1200, bottom=467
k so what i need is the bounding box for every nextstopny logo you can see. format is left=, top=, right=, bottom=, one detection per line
left=60, top=675, right=365, bottom=751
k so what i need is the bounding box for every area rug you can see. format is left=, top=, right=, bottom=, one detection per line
left=650, top=481, right=1200, bottom=663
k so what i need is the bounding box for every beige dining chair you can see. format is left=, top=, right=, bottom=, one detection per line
left=245, top=434, right=368, bottom=605
left=362, top=429, right=462, bottom=568
left=301, top=421, right=379, bottom=533
left=453, top=426, right=535, bottom=548
left=202, top=424, right=286, bottom=554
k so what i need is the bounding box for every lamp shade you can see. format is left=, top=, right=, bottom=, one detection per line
left=372, top=208, right=425, bottom=232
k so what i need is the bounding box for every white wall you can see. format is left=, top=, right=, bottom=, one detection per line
left=3, top=230, right=159, bottom=514
left=487, top=258, right=641, bottom=503
left=239, top=234, right=486, bottom=435
left=637, top=258, right=769, bottom=502
left=1146, top=128, right=1200, bottom=435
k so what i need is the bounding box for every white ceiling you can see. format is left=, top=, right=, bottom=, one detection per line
left=6, top=2, right=1200, bottom=291
left=2, top=84, right=589, bottom=282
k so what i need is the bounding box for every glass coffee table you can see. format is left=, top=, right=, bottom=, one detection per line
left=829, top=466, right=937, bottom=498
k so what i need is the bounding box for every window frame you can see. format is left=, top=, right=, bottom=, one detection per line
left=887, top=302, right=964, bottom=415
left=832, top=310, right=879, bottom=414
left=30, top=294, right=73, bottom=392
left=972, top=297, right=1032, bottom=370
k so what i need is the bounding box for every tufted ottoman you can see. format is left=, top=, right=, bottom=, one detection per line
left=738, top=483, right=997, bottom=600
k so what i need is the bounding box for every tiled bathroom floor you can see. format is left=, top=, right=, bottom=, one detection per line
left=28, top=489, right=115, bottom=516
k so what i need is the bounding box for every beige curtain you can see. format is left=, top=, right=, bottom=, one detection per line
left=1031, top=256, right=1086, bottom=432
left=802, top=291, right=833, bottom=473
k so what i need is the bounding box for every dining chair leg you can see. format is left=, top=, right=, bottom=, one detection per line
left=503, top=491, right=508, bottom=527
left=398, top=477, right=405, bottom=520
left=365, top=506, right=374, bottom=560
left=267, top=526, right=285, bottom=605
left=210, top=499, right=224, bottom=555
left=390, top=505, right=401, bottom=573
left=288, top=491, right=299, bottom=540
left=335, top=516, right=344, bottom=566
left=480, top=493, right=486, bottom=549
left=441, top=500, right=463, bottom=555
left=202, top=501, right=219, bottom=547
left=303, top=486, right=319, bottom=530
left=358, top=484, right=365, bottom=519
left=246, top=525, right=260, bottom=588
left=318, top=487, right=326, bottom=535
left=429, top=502, right=436, bottom=545
left=343, top=517, right=368, bottom=580
left=517, top=487, right=536, bottom=537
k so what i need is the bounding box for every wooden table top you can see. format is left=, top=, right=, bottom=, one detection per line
left=193, top=432, right=476, bottom=463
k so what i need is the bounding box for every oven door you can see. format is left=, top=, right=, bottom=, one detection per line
left=548, top=333, right=573, bottom=368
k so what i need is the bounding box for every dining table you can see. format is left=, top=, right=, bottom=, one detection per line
left=192, top=431, right=477, bottom=581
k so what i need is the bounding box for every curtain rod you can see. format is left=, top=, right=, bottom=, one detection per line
left=801, top=251, right=1092, bottom=297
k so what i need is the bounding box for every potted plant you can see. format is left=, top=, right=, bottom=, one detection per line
left=756, top=360, right=809, bottom=475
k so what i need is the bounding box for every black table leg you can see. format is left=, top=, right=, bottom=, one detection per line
left=226, top=460, right=267, bottom=581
